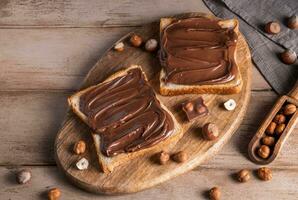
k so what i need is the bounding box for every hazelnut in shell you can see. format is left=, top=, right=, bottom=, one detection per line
left=280, top=49, right=297, bottom=65
left=73, top=140, right=86, bottom=155
left=48, top=188, right=61, bottom=200
left=202, top=123, right=219, bottom=141
left=265, top=21, right=281, bottom=34
left=283, top=103, right=297, bottom=115
left=158, top=151, right=170, bottom=165
left=258, top=145, right=270, bottom=159
left=145, top=39, right=158, bottom=52
left=209, top=187, right=221, bottom=200
left=257, top=167, right=272, bottom=181
left=273, top=114, right=286, bottom=124
left=16, top=169, right=31, bottom=184
left=172, top=151, right=188, bottom=163
left=275, top=123, right=286, bottom=136
left=262, top=136, right=275, bottom=146
left=287, top=15, right=298, bottom=29
left=265, top=122, right=276, bottom=135
left=237, top=169, right=250, bottom=183
left=130, top=34, right=142, bottom=47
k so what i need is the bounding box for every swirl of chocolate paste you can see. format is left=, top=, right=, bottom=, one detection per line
left=79, top=68, right=174, bottom=157
left=160, top=17, right=238, bottom=85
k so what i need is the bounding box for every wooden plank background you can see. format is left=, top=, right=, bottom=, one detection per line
left=0, top=1, right=296, bottom=199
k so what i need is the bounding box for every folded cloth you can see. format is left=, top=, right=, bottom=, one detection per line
left=203, top=0, right=298, bottom=94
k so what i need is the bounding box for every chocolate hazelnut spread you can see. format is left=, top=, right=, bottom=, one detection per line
left=160, top=17, right=238, bottom=85
left=79, top=68, right=174, bottom=157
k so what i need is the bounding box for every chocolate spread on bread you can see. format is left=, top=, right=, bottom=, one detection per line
left=160, top=17, right=238, bottom=85
left=79, top=68, right=174, bottom=157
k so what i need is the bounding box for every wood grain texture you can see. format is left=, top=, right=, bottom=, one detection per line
left=2, top=166, right=298, bottom=200
left=54, top=13, right=251, bottom=194
left=0, top=28, right=270, bottom=91
left=3, top=90, right=297, bottom=167
left=0, top=0, right=210, bottom=27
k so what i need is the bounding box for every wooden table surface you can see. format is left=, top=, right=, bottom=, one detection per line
left=0, top=1, right=297, bottom=199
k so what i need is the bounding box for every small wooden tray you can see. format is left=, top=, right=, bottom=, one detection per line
left=54, top=13, right=252, bottom=194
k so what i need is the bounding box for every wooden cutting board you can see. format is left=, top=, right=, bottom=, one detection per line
left=54, top=13, right=252, bottom=194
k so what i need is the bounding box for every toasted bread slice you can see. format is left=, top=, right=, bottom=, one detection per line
left=68, top=65, right=183, bottom=173
left=159, top=17, right=242, bottom=96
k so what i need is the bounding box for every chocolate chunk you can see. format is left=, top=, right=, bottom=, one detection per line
left=182, top=97, right=208, bottom=121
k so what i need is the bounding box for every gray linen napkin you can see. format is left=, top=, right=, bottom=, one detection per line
left=203, top=0, right=298, bottom=94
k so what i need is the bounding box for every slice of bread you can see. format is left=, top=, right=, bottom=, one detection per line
left=68, top=65, right=183, bottom=173
left=159, top=17, right=242, bottom=96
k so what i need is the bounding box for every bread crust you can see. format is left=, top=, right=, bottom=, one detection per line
left=68, top=65, right=183, bottom=173
left=159, top=17, right=243, bottom=96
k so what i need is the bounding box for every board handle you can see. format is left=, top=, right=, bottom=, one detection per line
left=288, top=80, right=298, bottom=100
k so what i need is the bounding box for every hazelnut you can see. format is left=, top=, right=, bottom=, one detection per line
left=273, top=114, right=286, bottom=124
left=258, top=145, right=270, bottom=159
left=287, top=15, right=298, bottom=29
left=76, top=157, right=89, bottom=170
left=145, top=39, right=158, bottom=52
left=202, top=123, right=219, bottom=141
left=223, top=99, right=236, bottom=111
left=280, top=49, right=297, bottom=65
left=275, top=123, right=286, bottom=136
left=16, top=169, right=31, bottom=184
left=237, top=169, right=250, bottom=183
left=184, top=102, right=194, bottom=112
left=114, top=42, right=124, bottom=52
left=172, top=151, right=188, bottom=163
left=158, top=151, right=169, bottom=165
left=265, top=122, right=276, bottom=135
left=48, top=188, right=61, bottom=200
left=262, top=136, right=275, bottom=146
left=209, top=187, right=221, bottom=200
left=257, top=167, right=272, bottom=181
left=283, top=103, right=297, bottom=115
left=130, top=34, right=142, bottom=47
left=73, top=140, right=86, bottom=155
left=265, top=21, right=281, bottom=34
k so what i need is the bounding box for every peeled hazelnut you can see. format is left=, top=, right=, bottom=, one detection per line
left=287, top=15, right=298, bottom=29
left=265, top=122, right=276, bottom=135
left=258, top=145, right=270, bottom=159
left=265, top=21, right=281, bottom=34
left=223, top=99, right=237, bottom=111
left=209, top=187, right=221, bottom=200
left=145, top=39, right=158, bottom=52
left=130, top=34, right=142, bottom=47
left=184, top=102, right=194, bottom=112
left=280, top=49, right=297, bottom=65
left=202, top=123, right=219, bottom=141
left=48, top=188, right=61, bottom=200
left=114, top=42, right=124, bottom=52
left=275, top=123, right=286, bottom=135
left=16, top=169, right=31, bottom=184
left=262, top=136, right=275, bottom=146
left=257, top=167, right=272, bottom=181
left=73, top=140, right=86, bottom=155
left=196, top=105, right=207, bottom=114
left=158, top=151, right=169, bottom=165
left=273, top=114, right=286, bottom=124
left=237, top=169, right=250, bottom=183
left=76, top=157, right=89, bottom=170
left=283, top=103, right=297, bottom=115
left=172, top=151, right=188, bottom=163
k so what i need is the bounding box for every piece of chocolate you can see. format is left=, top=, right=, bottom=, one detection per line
left=182, top=97, right=208, bottom=121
